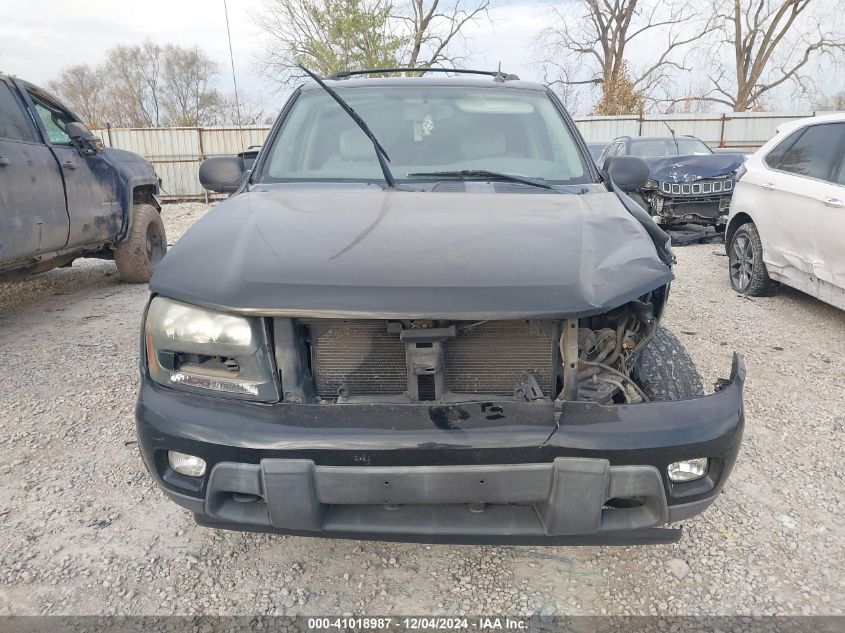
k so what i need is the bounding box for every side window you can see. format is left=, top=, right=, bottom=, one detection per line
left=0, top=82, right=37, bottom=143
left=777, top=123, right=845, bottom=182
left=833, top=154, right=845, bottom=187
left=764, top=128, right=802, bottom=169
left=28, top=93, right=74, bottom=145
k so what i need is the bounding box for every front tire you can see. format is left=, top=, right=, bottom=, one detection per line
left=634, top=327, right=704, bottom=401
left=728, top=222, right=778, bottom=296
left=114, top=203, right=167, bottom=283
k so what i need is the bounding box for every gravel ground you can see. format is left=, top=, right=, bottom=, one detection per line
left=0, top=201, right=843, bottom=616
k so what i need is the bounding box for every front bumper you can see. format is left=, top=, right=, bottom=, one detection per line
left=647, top=192, right=731, bottom=225
left=136, top=356, right=745, bottom=545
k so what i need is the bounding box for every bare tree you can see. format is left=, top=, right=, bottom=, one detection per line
left=214, top=92, right=273, bottom=125
left=815, top=90, right=845, bottom=110
left=397, top=0, right=491, bottom=71
left=538, top=0, right=714, bottom=111
left=50, top=41, right=225, bottom=128
left=47, top=65, right=110, bottom=128
left=699, top=0, right=845, bottom=111
left=664, top=79, right=720, bottom=113
left=539, top=62, right=587, bottom=113
left=160, top=46, right=222, bottom=126
left=252, top=0, right=405, bottom=84
left=105, top=42, right=165, bottom=126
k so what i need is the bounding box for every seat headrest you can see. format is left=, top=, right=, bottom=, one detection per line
left=460, top=128, right=506, bottom=160
left=339, top=129, right=374, bottom=161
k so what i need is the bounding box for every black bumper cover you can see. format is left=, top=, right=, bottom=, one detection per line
left=136, top=356, right=745, bottom=545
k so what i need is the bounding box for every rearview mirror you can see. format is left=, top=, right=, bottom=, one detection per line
left=604, top=156, right=649, bottom=191
left=199, top=156, right=246, bottom=194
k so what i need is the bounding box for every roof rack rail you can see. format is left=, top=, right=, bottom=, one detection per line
left=326, top=67, right=520, bottom=82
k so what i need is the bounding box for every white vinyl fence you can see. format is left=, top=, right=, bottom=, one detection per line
left=92, top=126, right=269, bottom=200
left=93, top=111, right=824, bottom=201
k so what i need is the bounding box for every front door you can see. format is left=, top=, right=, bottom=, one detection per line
left=0, top=79, right=68, bottom=264
left=811, top=136, right=845, bottom=296
left=25, top=87, right=120, bottom=250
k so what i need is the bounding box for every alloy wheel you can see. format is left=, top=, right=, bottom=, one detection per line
left=729, top=233, right=754, bottom=291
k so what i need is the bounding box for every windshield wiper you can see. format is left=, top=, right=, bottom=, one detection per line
left=298, top=64, right=401, bottom=189
left=407, top=169, right=559, bottom=191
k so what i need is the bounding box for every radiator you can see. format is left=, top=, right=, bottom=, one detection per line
left=312, top=321, right=556, bottom=398
left=445, top=321, right=555, bottom=394
left=313, top=323, right=407, bottom=396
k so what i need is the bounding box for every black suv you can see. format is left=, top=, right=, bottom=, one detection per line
left=136, top=69, right=744, bottom=545
left=0, top=75, right=164, bottom=282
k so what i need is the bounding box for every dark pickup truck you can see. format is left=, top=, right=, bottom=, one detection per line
left=0, top=75, right=165, bottom=282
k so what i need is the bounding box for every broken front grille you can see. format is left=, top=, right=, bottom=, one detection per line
left=310, top=320, right=557, bottom=400
left=661, top=179, right=734, bottom=196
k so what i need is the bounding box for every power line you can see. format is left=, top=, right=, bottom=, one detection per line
left=223, top=0, right=243, bottom=129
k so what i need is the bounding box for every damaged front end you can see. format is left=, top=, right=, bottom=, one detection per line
left=277, top=291, right=666, bottom=408
left=135, top=189, right=743, bottom=544
left=638, top=154, right=745, bottom=228
left=136, top=287, right=744, bottom=545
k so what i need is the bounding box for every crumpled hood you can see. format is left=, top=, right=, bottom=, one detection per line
left=150, top=189, right=673, bottom=319
left=642, top=153, right=744, bottom=183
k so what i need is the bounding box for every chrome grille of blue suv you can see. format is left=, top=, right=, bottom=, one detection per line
left=661, top=179, right=733, bottom=195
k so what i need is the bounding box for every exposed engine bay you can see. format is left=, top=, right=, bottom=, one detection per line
left=274, top=291, right=665, bottom=406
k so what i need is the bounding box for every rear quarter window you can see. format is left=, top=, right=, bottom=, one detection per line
left=777, top=123, right=845, bottom=182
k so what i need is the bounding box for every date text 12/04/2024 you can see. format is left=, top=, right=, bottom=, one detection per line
left=306, top=617, right=528, bottom=630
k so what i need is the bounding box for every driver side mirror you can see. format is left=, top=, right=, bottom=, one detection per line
left=66, top=121, right=103, bottom=155
left=603, top=156, right=650, bottom=191
left=199, top=156, right=246, bottom=194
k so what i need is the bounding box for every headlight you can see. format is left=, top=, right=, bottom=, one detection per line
left=645, top=178, right=659, bottom=189
left=144, top=296, right=278, bottom=401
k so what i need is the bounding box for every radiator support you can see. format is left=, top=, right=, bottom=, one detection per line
left=307, top=320, right=560, bottom=402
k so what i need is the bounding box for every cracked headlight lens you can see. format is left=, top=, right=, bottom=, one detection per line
left=145, top=296, right=278, bottom=401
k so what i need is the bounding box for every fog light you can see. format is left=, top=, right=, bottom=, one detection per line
left=668, top=458, right=708, bottom=482
left=168, top=451, right=206, bottom=477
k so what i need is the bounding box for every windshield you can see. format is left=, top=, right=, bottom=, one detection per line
left=628, top=138, right=712, bottom=157
left=257, top=85, right=591, bottom=184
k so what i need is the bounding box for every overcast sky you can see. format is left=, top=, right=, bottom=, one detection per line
left=0, top=0, right=554, bottom=114
left=1, top=0, right=838, bottom=116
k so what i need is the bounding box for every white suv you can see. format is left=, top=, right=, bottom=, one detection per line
left=726, top=113, right=845, bottom=309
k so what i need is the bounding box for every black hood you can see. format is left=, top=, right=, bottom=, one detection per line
left=641, top=153, right=744, bottom=183
left=150, top=188, right=673, bottom=319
